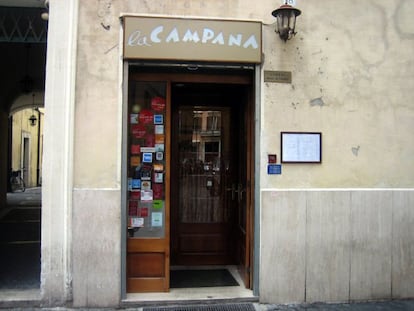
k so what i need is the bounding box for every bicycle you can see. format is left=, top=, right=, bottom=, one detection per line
left=10, top=170, right=26, bottom=192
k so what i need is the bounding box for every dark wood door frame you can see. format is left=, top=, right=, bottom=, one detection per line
left=126, top=71, right=255, bottom=291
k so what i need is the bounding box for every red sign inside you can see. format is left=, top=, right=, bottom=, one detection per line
left=139, top=109, right=154, bottom=124
left=146, top=134, right=155, bottom=147
left=130, top=191, right=140, bottom=200
left=128, top=200, right=138, bottom=216
left=131, top=144, right=140, bottom=154
left=138, top=207, right=149, bottom=217
left=151, top=97, right=166, bottom=112
left=153, top=184, right=163, bottom=199
left=131, top=125, right=146, bottom=138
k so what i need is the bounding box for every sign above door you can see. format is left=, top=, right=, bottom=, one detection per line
left=123, top=16, right=262, bottom=64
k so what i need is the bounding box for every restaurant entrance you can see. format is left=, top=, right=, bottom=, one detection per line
left=126, top=69, right=254, bottom=292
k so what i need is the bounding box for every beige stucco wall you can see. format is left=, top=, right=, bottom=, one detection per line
left=62, top=0, right=414, bottom=307
left=74, top=0, right=414, bottom=189
left=261, top=0, right=414, bottom=188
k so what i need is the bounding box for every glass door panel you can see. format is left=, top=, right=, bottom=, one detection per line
left=127, top=80, right=170, bottom=292
left=178, top=109, right=227, bottom=224
left=174, top=105, right=234, bottom=265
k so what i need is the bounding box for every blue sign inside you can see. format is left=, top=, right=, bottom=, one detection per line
left=142, top=152, right=153, bottom=163
left=132, top=179, right=141, bottom=189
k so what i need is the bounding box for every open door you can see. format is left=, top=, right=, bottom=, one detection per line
left=233, top=85, right=253, bottom=288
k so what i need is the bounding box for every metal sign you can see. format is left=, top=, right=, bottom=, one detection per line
left=264, top=71, right=292, bottom=84
left=123, top=16, right=262, bottom=63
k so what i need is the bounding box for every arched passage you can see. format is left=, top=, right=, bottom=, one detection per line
left=0, top=3, right=47, bottom=295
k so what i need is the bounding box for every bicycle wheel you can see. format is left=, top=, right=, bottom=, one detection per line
left=20, top=177, right=26, bottom=192
left=10, top=177, right=19, bottom=192
left=10, top=176, right=25, bottom=192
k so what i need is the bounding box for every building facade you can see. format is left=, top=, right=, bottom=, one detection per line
left=4, top=0, right=414, bottom=308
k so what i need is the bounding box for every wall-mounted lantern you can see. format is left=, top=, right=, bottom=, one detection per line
left=29, top=93, right=37, bottom=126
left=29, top=114, right=37, bottom=126
left=272, top=1, right=302, bottom=42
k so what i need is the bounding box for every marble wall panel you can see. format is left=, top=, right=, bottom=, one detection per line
left=392, top=191, right=414, bottom=298
left=260, top=190, right=306, bottom=304
left=306, top=191, right=351, bottom=302
left=349, top=191, right=392, bottom=300
left=72, top=189, right=121, bottom=307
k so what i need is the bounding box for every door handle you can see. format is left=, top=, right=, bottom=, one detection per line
left=226, top=184, right=236, bottom=200
left=237, top=183, right=245, bottom=203
left=226, top=183, right=245, bottom=202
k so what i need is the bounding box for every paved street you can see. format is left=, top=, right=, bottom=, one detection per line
left=0, top=187, right=41, bottom=290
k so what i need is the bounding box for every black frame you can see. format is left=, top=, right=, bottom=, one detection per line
left=281, top=132, right=322, bottom=163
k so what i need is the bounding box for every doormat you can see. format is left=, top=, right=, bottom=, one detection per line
left=170, top=269, right=239, bottom=288
left=144, top=303, right=255, bottom=311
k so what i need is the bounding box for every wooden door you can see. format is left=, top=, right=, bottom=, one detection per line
left=173, top=104, right=233, bottom=265
left=234, top=86, right=253, bottom=288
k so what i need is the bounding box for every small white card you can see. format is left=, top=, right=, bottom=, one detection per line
left=130, top=217, right=144, bottom=228
left=151, top=212, right=163, bottom=227
left=141, top=190, right=153, bottom=201
left=155, top=125, right=164, bottom=134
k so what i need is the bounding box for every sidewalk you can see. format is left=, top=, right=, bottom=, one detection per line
left=4, top=300, right=414, bottom=311
left=264, top=299, right=414, bottom=310
left=5, top=187, right=41, bottom=208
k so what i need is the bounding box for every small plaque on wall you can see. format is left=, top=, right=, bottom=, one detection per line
left=264, top=71, right=292, bottom=84
left=281, top=132, right=322, bottom=163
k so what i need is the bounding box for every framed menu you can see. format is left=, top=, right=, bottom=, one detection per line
left=281, top=132, right=322, bottom=163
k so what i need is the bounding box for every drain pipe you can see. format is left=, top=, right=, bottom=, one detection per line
left=36, top=108, right=42, bottom=186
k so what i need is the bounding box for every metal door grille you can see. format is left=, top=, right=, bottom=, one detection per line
left=0, top=7, right=47, bottom=43
left=144, top=303, right=256, bottom=311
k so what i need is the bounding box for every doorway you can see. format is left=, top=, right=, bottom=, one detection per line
left=22, top=135, right=30, bottom=186
left=170, top=82, right=252, bottom=288
left=126, top=69, right=254, bottom=293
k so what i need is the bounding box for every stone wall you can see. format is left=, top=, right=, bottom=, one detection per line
left=260, top=189, right=414, bottom=304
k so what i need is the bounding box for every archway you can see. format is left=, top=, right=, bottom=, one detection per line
left=0, top=3, right=47, bottom=294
